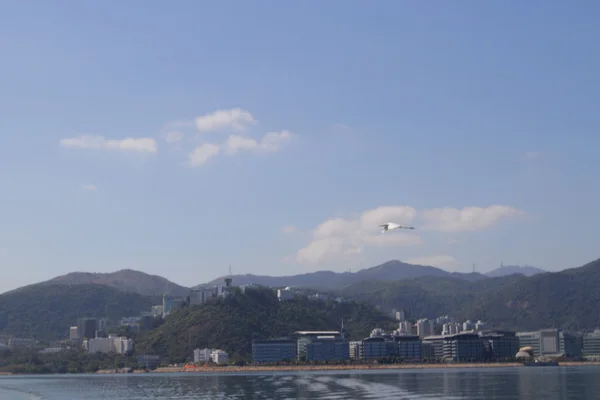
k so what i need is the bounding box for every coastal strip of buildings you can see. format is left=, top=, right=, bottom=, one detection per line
left=249, top=326, right=600, bottom=365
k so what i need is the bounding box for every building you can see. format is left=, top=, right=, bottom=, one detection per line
left=360, top=336, right=389, bottom=360
left=443, top=332, right=484, bottom=362
left=416, top=319, right=434, bottom=338
left=77, top=318, right=98, bottom=340
left=583, top=329, right=600, bottom=357
left=97, top=318, right=108, bottom=334
left=479, top=331, right=520, bottom=360
left=560, top=331, right=583, bottom=358
left=294, top=331, right=346, bottom=361
left=277, top=287, right=293, bottom=301
left=421, top=342, right=436, bottom=360
left=462, top=320, right=475, bottom=331
left=252, top=339, right=297, bottom=364
left=210, top=349, right=229, bottom=364
left=194, top=348, right=212, bottom=363
left=395, top=309, right=410, bottom=321
left=189, top=288, right=215, bottom=305
left=422, top=335, right=445, bottom=360
left=88, top=334, right=133, bottom=354
left=516, top=329, right=582, bottom=358
left=137, top=355, right=160, bottom=370
left=162, top=295, right=186, bottom=317
left=305, top=340, right=349, bottom=361
left=151, top=305, right=164, bottom=318
left=398, top=321, right=415, bottom=335
left=442, top=323, right=462, bottom=336
left=349, top=341, right=362, bottom=360
left=393, top=335, right=422, bottom=360
left=69, top=326, right=80, bottom=341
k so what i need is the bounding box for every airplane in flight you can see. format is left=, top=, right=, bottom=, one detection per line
left=379, top=222, right=416, bottom=234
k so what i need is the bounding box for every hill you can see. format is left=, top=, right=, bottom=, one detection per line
left=44, top=269, right=190, bottom=297
left=0, top=284, right=157, bottom=340
left=336, top=257, right=600, bottom=332
left=199, top=260, right=487, bottom=290
left=135, top=286, right=395, bottom=362
left=485, top=265, right=546, bottom=277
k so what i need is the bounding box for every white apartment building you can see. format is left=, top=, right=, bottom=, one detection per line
left=88, top=335, right=133, bottom=354
left=416, top=319, right=434, bottom=338
left=193, top=348, right=212, bottom=363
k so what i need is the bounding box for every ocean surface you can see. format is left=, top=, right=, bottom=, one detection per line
left=1, top=366, right=600, bottom=399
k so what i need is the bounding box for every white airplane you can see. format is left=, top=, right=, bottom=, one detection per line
left=379, top=222, right=415, bottom=234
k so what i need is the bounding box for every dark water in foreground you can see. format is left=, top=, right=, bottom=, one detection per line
left=1, top=367, right=599, bottom=399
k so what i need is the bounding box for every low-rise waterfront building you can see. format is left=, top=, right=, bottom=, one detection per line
left=252, top=339, right=297, bottom=364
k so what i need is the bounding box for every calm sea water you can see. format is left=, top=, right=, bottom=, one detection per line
left=1, top=367, right=599, bottom=399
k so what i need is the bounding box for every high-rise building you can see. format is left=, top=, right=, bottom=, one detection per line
left=77, top=318, right=98, bottom=340
left=69, top=326, right=80, bottom=341
left=416, top=319, right=434, bottom=338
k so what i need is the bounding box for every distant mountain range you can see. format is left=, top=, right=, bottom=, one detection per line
left=2, top=257, right=599, bottom=341
left=2, top=260, right=547, bottom=298
left=485, top=265, right=546, bottom=277
left=200, top=260, right=546, bottom=290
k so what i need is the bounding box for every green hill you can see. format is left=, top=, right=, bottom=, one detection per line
left=338, top=257, right=600, bottom=331
left=0, top=284, right=157, bottom=340
left=44, top=269, right=190, bottom=297
left=135, top=286, right=395, bottom=362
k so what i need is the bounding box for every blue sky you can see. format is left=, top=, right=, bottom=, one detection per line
left=1, top=1, right=599, bottom=292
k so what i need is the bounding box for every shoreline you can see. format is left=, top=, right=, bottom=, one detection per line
left=152, top=361, right=600, bottom=374
left=2, top=361, right=600, bottom=377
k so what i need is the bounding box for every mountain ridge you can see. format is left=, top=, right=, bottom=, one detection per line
left=485, top=264, right=546, bottom=277
left=44, top=269, right=190, bottom=297
left=198, top=260, right=489, bottom=290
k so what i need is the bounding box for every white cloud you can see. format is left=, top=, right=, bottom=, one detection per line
left=422, top=205, right=524, bottom=232
left=522, top=151, right=539, bottom=161
left=282, top=225, right=297, bottom=234
left=188, top=143, right=221, bottom=167
left=294, top=204, right=523, bottom=264
left=295, top=206, right=422, bottom=264
left=81, top=184, right=97, bottom=191
left=405, top=255, right=460, bottom=269
left=187, top=131, right=294, bottom=167
left=224, top=130, right=293, bottom=155
left=165, top=131, right=184, bottom=143
left=195, top=108, right=256, bottom=133
left=60, top=135, right=157, bottom=153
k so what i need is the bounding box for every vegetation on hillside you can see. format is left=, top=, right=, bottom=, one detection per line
left=0, top=347, right=137, bottom=374
left=337, top=258, right=600, bottom=331
left=45, top=269, right=190, bottom=297
left=0, top=284, right=157, bottom=340
left=136, top=287, right=395, bottom=362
